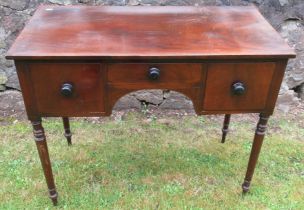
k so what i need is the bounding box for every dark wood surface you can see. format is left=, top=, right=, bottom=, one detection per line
left=29, top=63, right=105, bottom=116
left=242, top=113, right=270, bottom=193
left=203, top=62, right=275, bottom=111
left=6, top=6, right=295, bottom=60
left=7, top=6, right=296, bottom=205
left=107, top=63, right=202, bottom=86
left=32, top=120, right=58, bottom=205
left=17, top=61, right=288, bottom=118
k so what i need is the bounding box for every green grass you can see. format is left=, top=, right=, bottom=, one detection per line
left=0, top=112, right=303, bottom=209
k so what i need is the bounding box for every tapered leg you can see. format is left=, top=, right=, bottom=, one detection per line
left=221, top=114, right=231, bottom=143
left=242, top=113, right=270, bottom=193
left=62, top=117, right=72, bottom=145
left=31, top=120, right=58, bottom=205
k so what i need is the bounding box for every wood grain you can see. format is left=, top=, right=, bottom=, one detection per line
left=29, top=63, right=105, bottom=116
left=203, top=62, right=276, bottom=111
left=6, top=6, right=295, bottom=60
left=242, top=113, right=270, bottom=193
left=31, top=120, right=58, bottom=205
left=107, top=63, right=202, bottom=86
left=15, top=61, right=40, bottom=121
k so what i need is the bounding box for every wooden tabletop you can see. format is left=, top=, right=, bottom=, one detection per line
left=6, top=5, right=295, bottom=60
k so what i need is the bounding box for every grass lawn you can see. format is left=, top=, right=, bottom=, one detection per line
left=0, top=112, right=303, bottom=209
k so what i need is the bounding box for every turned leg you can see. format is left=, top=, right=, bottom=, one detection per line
left=221, top=114, right=231, bottom=143
left=242, top=113, right=270, bottom=193
left=62, top=117, right=72, bottom=145
left=31, top=120, right=58, bottom=205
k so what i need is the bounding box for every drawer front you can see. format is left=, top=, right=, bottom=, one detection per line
left=204, top=62, right=276, bottom=111
left=29, top=63, right=105, bottom=116
left=107, top=63, right=202, bottom=87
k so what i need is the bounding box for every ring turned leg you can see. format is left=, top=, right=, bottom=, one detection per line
left=242, top=113, right=270, bottom=193
left=62, top=117, right=72, bottom=145
left=31, top=120, right=58, bottom=205
left=221, top=114, right=231, bottom=143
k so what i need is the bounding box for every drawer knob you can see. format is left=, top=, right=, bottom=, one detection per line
left=61, top=83, right=73, bottom=97
left=148, top=67, right=160, bottom=80
left=231, top=81, right=246, bottom=96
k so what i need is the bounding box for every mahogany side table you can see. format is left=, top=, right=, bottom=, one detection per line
left=6, top=6, right=296, bottom=205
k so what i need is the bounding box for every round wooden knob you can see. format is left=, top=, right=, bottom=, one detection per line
left=61, top=83, right=73, bottom=97
left=231, top=81, right=246, bottom=96
left=148, top=67, right=160, bottom=80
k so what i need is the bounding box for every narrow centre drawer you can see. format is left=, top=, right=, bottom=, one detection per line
left=107, top=63, right=202, bottom=86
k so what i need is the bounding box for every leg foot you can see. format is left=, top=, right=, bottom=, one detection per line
left=242, top=180, right=251, bottom=193
left=242, top=113, right=270, bottom=193
left=62, top=117, right=72, bottom=145
left=49, top=188, right=58, bottom=205
left=221, top=114, right=231, bottom=143
left=32, top=120, right=58, bottom=205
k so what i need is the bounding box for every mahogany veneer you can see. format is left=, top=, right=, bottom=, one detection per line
left=6, top=5, right=295, bottom=205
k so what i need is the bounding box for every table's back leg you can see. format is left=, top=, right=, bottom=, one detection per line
left=31, top=120, right=58, bottom=205
left=221, top=114, right=231, bottom=143
left=242, top=113, right=270, bottom=193
left=62, top=117, right=72, bottom=145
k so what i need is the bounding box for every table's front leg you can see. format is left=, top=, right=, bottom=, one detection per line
left=31, top=120, right=58, bottom=205
left=242, top=113, right=270, bottom=193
